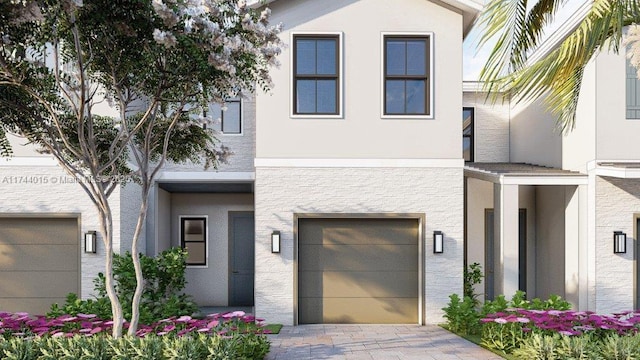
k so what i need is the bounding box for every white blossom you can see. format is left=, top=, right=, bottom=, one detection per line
left=152, top=29, right=177, bottom=48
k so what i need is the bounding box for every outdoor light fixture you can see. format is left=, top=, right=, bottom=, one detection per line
left=614, top=231, right=627, bottom=254
left=84, top=231, right=97, bottom=254
left=433, top=231, right=443, bottom=254
left=271, top=231, right=281, bottom=253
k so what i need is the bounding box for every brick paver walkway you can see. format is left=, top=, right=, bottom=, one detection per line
left=265, top=324, right=504, bottom=360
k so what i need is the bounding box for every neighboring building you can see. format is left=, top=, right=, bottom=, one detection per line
left=464, top=0, right=640, bottom=316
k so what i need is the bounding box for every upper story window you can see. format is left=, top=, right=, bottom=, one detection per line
left=208, top=98, right=242, bottom=134
left=626, top=56, right=640, bottom=119
left=292, top=33, right=341, bottom=116
left=463, top=107, right=474, bottom=162
left=383, top=34, right=432, bottom=117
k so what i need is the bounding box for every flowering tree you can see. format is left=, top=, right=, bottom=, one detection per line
left=0, top=0, right=282, bottom=338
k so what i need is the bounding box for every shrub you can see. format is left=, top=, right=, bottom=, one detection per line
left=442, top=294, right=481, bottom=335
left=464, top=262, right=483, bottom=308
left=0, top=333, right=270, bottom=360
left=49, top=247, right=198, bottom=323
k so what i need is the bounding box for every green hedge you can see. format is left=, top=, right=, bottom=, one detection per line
left=0, top=333, right=270, bottom=360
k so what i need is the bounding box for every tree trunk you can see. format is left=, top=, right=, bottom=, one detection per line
left=97, top=197, right=124, bottom=338
left=127, top=185, right=149, bottom=336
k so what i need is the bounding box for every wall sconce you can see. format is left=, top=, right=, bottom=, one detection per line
left=433, top=231, right=443, bottom=254
left=84, top=231, right=97, bottom=254
left=271, top=231, right=281, bottom=253
left=614, top=231, right=627, bottom=254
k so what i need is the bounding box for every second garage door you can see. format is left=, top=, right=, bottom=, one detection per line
left=298, top=218, right=419, bottom=324
left=0, top=217, right=79, bottom=315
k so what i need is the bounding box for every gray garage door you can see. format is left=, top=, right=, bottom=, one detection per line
left=0, top=217, right=79, bottom=315
left=298, top=218, right=419, bottom=324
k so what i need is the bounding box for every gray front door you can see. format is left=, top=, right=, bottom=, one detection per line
left=228, top=212, right=254, bottom=306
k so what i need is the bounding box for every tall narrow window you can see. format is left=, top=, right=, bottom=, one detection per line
left=180, top=217, right=207, bottom=266
left=293, top=34, right=340, bottom=115
left=627, top=56, right=640, bottom=119
left=463, top=107, right=474, bottom=162
left=384, top=35, right=431, bottom=116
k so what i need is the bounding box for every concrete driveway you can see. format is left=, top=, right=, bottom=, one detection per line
left=265, top=324, right=503, bottom=360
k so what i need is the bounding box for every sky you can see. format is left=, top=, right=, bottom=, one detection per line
left=462, top=0, right=588, bottom=81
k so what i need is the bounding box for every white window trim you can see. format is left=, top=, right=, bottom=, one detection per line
left=290, top=31, right=344, bottom=119
left=380, top=31, right=434, bottom=119
left=179, top=215, right=209, bottom=268
left=220, top=98, right=244, bottom=136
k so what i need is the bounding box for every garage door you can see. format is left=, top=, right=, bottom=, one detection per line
left=0, top=217, right=79, bottom=315
left=298, top=218, right=419, bottom=324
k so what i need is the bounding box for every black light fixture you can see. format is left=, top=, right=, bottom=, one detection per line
left=84, top=231, right=97, bottom=254
left=433, top=231, right=443, bottom=254
left=614, top=231, right=627, bottom=254
left=271, top=231, right=281, bottom=253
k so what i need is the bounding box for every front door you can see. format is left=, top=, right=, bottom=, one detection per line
left=228, top=212, right=254, bottom=306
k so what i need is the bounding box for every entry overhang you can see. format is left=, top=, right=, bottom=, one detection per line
left=591, top=161, right=640, bottom=179
left=464, top=162, right=588, bottom=185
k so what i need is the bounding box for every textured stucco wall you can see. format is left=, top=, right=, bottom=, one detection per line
left=463, top=92, right=510, bottom=163
left=254, top=166, right=463, bottom=325
left=594, top=176, right=638, bottom=313
left=0, top=164, right=122, bottom=299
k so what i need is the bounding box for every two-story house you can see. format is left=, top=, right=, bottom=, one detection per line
left=463, top=0, right=640, bottom=316
left=0, top=0, right=483, bottom=326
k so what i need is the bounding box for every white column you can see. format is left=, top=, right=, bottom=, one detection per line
left=494, top=183, right=520, bottom=298
left=564, top=186, right=580, bottom=309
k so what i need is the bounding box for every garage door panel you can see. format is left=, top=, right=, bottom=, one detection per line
left=0, top=245, right=78, bottom=271
left=0, top=218, right=78, bottom=245
left=299, top=271, right=418, bottom=298
left=298, top=244, right=417, bottom=271
left=0, top=272, right=78, bottom=298
left=298, top=217, right=419, bottom=324
left=299, top=219, right=418, bottom=245
left=0, top=298, right=68, bottom=316
left=299, top=297, right=418, bottom=324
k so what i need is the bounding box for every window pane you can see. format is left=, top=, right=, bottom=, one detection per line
left=463, top=137, right=471, bottom=162
left=406, top=40, right=426, bottom=75
left=406, top=80, right=425, bottom=114
left=386, top=40, right=406, bottom=75
left=316, top=39, right=336, bottom=75
left=185, top=242, right=206, bottom=264
left=386, top=80, right=405, bottom=114
left=296, top=80, right=316, bottom=113
left=296, top=39, right=316, bottom=75
left=317, top=80, right=336, bottom=113
left=463, top=109, right=473, bottom=135
left=222, top=101, right=241, bottom=134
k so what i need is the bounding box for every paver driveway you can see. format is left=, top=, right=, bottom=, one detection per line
left=265, top=324, right=503, bottom=360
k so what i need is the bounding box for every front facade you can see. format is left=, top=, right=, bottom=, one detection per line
left=8, top=0, right=640, bottom=327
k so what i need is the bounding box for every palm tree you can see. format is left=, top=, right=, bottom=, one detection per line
left=477, top=0, right=640, bottom=132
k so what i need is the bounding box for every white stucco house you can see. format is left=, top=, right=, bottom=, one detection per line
left=2, top=0, right=638, bottom=327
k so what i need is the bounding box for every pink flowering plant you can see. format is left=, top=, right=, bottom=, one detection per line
left=481, top=308, right=640, bottom=355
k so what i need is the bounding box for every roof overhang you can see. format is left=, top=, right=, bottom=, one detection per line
left=590, top=161, right=640, bottom=179
left=249, top=0, right=484, bottom=38
left=465, top=162, right=588, bottom=185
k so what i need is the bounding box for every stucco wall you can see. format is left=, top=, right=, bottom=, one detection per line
left=463, top=92, right=510, bottom=163
left=510, top=97, right=562, bottom=168
left=535, top=186, right=567, bottom=299
left=0, top=164, right=123, bottom=299
left=563, top=59, right=596, bottom=172
left=119, top=182, right=145, bottom=256
left=169, top=193, right=254, bottom=306
left=466, top=178, right=492, bottom=299
left=256, top=0, right=463, bottom=159
left=254, top=166, right=463, bottom=325
left=594, top=176, right=637, bottom=313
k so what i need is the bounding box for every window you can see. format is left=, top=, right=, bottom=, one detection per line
left=627, top=55, right=640, bottom=119
left=463, top=107, right=474, bottom=162
left=207, top=98, right=242, bottom=134
left=293, top=34, right=340, bottom=115
left=383, top=35, right=431, bottom=116
left=180, top=216, right=207, bottom=266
